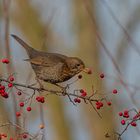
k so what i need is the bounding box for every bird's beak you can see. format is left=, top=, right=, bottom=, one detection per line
left=83, top=68, right=91, bottom=74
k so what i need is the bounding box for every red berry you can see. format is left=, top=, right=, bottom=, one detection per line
left=123, top=110, right=129, bottom=118
left=124, top=110, right=129, bottom=115
left=10, top=138, right=14, bottom=140
left=100, top=73, right=104, bottom=78
left=133, top=114, right=140, bottom=120
left=112, top=89, right=118, bottom=94
left=9, top=76, right=14, bottom=82
left=0, top=85, right=5, bottom=90
left=36, top=96, right=45, bottom=103
left=1, top=92, right=9, bottom=98
left=119, top=112, right=123, bottom=116
left=26, top=107, right=32, bottom=112
left=74, top=98, right=78, bottom=103
left=22, top=134, right=27, bottom=139
left=96, top=102, right=100, bottom=106
left=123, top=114, right=129, bottom=118
left=17, top=91, right=22, bottom=96
left=36, top=96, right=41, bottom=102
left=81, top=92, right=87, bottom=97
left=96, top=105, right=100, bottom=109
left=121, top=120, right=126, bottom=125
left=80, top=89, right=85, bottom=93
left=77, top=98, right=81, bottom=103
left=131, top=122, right=137, bottom=127
left=2, top=133, right=7, bottom=137
left=16, top=112, right=21, bottom=117
left=8, top=83, right=13, bottom=88
left=40, top=97, right=45, bottom=103
left=2, top=58, right=9, bottom=64
left=107, top=102, right=112, bottom=106
left=19, top=102, right=24, bottom=107
left=99, top=102, right=103, bottom=107
left=0, top=89, right=5, bottom=93
left=74, top=98, right=81, bottom=103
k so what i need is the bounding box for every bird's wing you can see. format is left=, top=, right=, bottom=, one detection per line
left=25, top=55, right=65, bottom=67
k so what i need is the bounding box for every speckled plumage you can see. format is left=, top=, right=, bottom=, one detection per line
left=11, top=34, right=85, bottom=84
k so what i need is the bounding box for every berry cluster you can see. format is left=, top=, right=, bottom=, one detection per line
left=0, top=133, right=7, bottom=139
left=95, top=100, right=112, bottom=110
left=1, top=58, right=9, bottom=64
left=36, top=96, right=45, bottom=103
left=119, top=109, right=140, bottom=127
left=73, top=89, right=87, bottom=103
left=0, top=70, right=14, bottom=99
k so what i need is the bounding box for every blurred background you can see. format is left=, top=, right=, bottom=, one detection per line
left=1, top=0, right=140, bottom=140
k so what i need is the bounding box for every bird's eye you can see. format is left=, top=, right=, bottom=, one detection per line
left=76, top=64, right=80, bottom=67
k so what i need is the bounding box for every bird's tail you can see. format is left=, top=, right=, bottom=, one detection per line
left=11, top=34, right=37, bottom=58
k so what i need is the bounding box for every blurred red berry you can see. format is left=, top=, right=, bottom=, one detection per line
left=121, top=120, right=126, bottom=125
left=96, top=105, right=100, bottom=110
left=112, top=89, right=118, bottom=94
left=123, top=114, right=129, bottom=118
left=1, top=92, right=9, bottom=98
left=26, top=107, right=32, bottom=112
left=119, top=112, right=123, bottom=116
left=107, top=102, right=112, bottom=106
left=8, top=83, right=13, bottom=88
left=16, top=112, right=21, bottom=117
left=40, top=97, right=45, bottom=103
left=131, top=122, right=137, bottom=127
left=100, top=73, right=104, bottom=79
left=123, top=110, right=129, bottom=118
left=17, top=91, right=22, bottom=96
left=133, top=114, right=140, bottom=120
left=96, top=102, right=100, bottom=106
left=36, top=96, right=45, bottom=103
left=99, top=102, right=103, bottom=107
left=2, top=58, right=9, bottom=64
left=124, top=110, right=129, bottom=115
left=9, top=76, right=14, bottom=82
left=74, top=98, right=77, bottom=103
left=2, top=133, right=7, bottom=137
left=0, top=85, right=5, bottom=90
left=22, top=134, right=27, bottom=139
left=81, top=92, right=87, bottom=97
left=36, top=96, right=41, bottom=102
left=77, top=98, right=81, bottom=103
left=74, top=98, right=81, bottom=103
left=19, top=102, right=24, bottom=107
left=80, top=89, right=85, bottom=93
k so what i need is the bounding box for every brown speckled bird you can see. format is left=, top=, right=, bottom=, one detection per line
left=11, top=34, right=87, bottom=86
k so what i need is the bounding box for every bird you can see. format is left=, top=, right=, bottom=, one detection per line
left=11, top=34, right=87, bottom=89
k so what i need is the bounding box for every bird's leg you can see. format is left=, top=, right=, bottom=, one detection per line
left=35, top=77, right=44, bottom=90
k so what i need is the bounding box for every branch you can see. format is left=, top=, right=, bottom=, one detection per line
left=0, top=77, right=99, bottom=102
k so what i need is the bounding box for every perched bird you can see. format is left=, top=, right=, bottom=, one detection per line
left=11, top=34, right=87, bottom=87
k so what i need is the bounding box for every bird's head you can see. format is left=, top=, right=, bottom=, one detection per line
left=66, top=57, right=85, bottom=75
